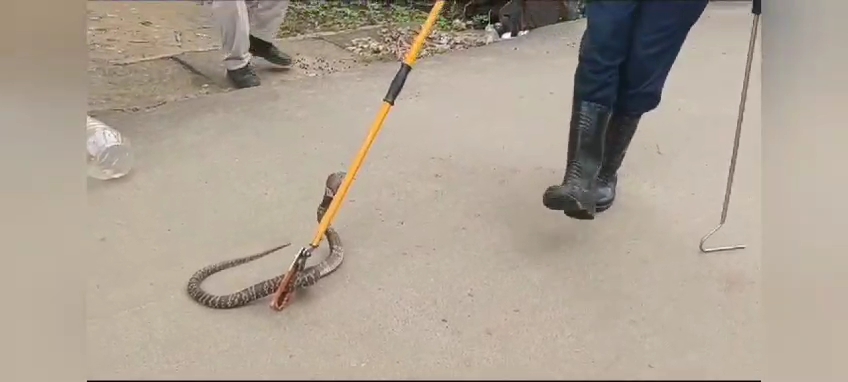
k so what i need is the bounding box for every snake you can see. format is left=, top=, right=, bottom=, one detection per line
left=186, top=171, right=346, bottom=309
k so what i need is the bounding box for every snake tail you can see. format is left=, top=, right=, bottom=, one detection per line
left=185, top=171, right=346, bottom=309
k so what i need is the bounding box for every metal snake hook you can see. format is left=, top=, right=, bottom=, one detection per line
left=699, top=12, right=759, bottom=254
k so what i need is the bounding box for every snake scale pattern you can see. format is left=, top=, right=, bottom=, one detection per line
left=186, top=172, right=346, bottom=309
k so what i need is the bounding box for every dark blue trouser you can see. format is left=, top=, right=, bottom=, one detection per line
left=574, top=0, right=709, bottom=115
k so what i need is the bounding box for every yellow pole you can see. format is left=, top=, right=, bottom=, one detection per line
left=308, top=0, right=446, bottom=248
left=271, top=1, right=447, bottom=311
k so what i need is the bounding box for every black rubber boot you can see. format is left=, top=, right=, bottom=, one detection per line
left=249, top=35, right=293, bottom=67
left=226, top=64, right=261, bottom=89
left=595, top=113, right=641, bottom=213
left=542, top=101, right=612, bottom=220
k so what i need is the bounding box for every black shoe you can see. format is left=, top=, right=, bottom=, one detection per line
left=595, top=113, right=641, bottom=213
left=227, top=64, right=261, bottom=89
left=249, top=35, right=292, bottom=67
left=542, top=101, right=612, bottom=220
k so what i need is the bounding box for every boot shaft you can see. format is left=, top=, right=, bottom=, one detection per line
left=544, top=100, right=612, bottom=218
left=599, top=113, right=641, bottom=178
left=562, top=101, right=612, bottom=195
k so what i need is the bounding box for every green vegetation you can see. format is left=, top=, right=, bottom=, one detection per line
left=279, top=1, right=471, bottom=37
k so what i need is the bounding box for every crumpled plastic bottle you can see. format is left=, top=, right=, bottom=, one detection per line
left=86, top=116, right=134, bottom=180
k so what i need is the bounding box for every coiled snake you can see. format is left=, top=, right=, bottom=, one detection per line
left=186, top=172, right=346, bottom=309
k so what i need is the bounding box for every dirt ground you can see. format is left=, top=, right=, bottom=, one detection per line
left=87, top=1, right=221, bottom=113
left=86, top=1, right=385, bottom=114
left=86, top=2, right=494, bottom=114
left=87, top=1, right=217, bottom=66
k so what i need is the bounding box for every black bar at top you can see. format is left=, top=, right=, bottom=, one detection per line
left=383, top=63, right=412, bottom=106
left=752, top=0, right=761, bottom=15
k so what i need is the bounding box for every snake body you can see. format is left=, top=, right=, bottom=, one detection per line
left=186, top=172, right=346, bottom=309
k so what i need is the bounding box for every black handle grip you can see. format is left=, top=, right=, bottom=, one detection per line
left=383, top=63, right=412, bottom=106
left=752, top=0, right=761, bottom=15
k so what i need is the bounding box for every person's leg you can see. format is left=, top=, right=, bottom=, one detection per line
left=211, top=0, right=260, bottom=88
left=595, top=0, right=709, bottom=212
left=246, top=0, right=293, bottom=67
left=616, top=0, right=708, bottom=116
left=542, top=1, right=639, bottom=220
left=594, top=113, right=640, bottom=212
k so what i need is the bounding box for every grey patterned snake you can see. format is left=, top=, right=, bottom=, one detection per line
left=186, top=172, right=346, bottom=309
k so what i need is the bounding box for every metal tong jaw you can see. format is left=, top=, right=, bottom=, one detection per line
left=270, top=246, right=314, bottom=311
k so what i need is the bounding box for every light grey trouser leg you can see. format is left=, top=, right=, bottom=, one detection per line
left=246, top=0, right=290, bottom=42
left=211, top=0, right=290, bottom=71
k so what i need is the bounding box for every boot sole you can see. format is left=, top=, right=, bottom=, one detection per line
left=252, top=54, right=292, bottom=68
left=261, top=58, right=292, bottom=67
left=229, top=80, right=261, bottom=89
left=543, top=189, right=596, bottom=220
left=595, top=199, right=613, bottom=213
left=226, top=69, right=261, bottom=89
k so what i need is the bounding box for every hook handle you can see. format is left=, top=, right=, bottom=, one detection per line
left=700, top=224, right=746, bottom=253
left=699, top=14, right=759, bottom=254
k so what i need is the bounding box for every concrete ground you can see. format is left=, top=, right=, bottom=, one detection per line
left=87, top=3, right=761, bottom=380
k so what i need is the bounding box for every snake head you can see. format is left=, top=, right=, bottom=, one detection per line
left=319, top=172, right=347, bottom=217
left=324, top=171, right=347, bottom=197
